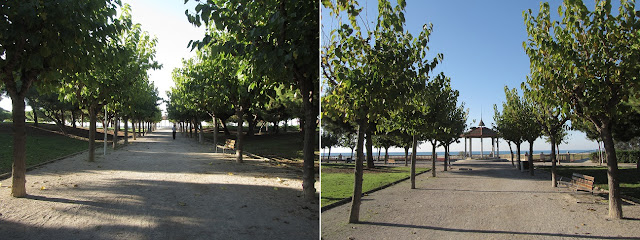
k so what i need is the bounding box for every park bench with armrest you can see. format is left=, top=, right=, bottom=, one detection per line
left=558, top=173, right=595, bottom=193
left=221, top=139, right=236, bottom=154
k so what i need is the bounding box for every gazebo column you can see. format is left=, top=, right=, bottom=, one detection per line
left=491, top=137, right=495, bottom=158
left=469, top=138, right=473, bottom=159
left=464, top=137, right=467, bottom=158
left=480, top=137, right=484, bottom=159
left=497, top=138, right=500, bottom=159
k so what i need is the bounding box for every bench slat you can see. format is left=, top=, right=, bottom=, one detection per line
left=570, top=173, right=595, bottom=192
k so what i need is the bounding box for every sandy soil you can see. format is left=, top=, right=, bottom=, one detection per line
left=0, top=129, right=319, bottom=240
left=321, top=159, right=640, bottom=240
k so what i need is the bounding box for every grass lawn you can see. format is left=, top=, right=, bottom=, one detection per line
left=0, top=129, right=89, bottom=174
left=540, top=166, right=640, bottom=199
left=321, top=163, right=430, bottom=207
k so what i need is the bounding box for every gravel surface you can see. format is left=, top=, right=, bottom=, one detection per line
left=0, top=129, right=319, bottom=240
left=321, top=159, right=640, bottom=240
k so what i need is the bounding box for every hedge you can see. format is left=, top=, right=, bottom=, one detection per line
left=590, top=150, right=640, bottom=163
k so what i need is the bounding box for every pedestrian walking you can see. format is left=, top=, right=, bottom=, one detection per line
left=172, top=123, right=177, bottom=140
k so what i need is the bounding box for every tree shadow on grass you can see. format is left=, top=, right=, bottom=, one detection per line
left=358, top=221, right=640, bottom=239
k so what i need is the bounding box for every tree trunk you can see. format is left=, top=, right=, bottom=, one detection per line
left=384, top=147, right=389, bottom=164
left=348, top=121, right=366, bottom=223
left=444, top=144, right=449, bottom=171
left=124, top=117, right=129, bottom=144
left=222, top=121, right=231, bottom=136
left=212, top=115, right=219, bottom=152
left=327, top=147, right=331, bottom=159
left=601, top=122, right=623, bottom=219
left=113, top=116, right=118, bottom=149
left=432, top=141, right=437, bottom=177
left=550, top=136, right=557, bottom=187
left=528, top=141, right=535, bottom=176
left=33, top=108, right=39, bottom=127
left=410, top=135, right=417, bottom=189
left=71, top=111, right=77, bottom=128
left=516, top=143, right=521, bottom=171
left=9, top=93, right=27, bottom=197
left=377, top=147, right=381, bottom=162
left=508, top=141, right=514, bottom=166
left=404, top=147, right=409, bottom=166
left=365, top=130, right=374, bottom=169
left=301, top=80, right=317, bottom=202
left=197, top=117, right=203, bottom=144
left=246, top=114, right=255, bottom=137
left=283, top=120, right=288, bottom=133
left=88, top=105, right=97, bottom=162
left=132, top=119, right=137, bottom=140
left=235, top=101, right=244, bottom=163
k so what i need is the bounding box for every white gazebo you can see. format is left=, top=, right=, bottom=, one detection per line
left=461, top=120, right=499, bottom=159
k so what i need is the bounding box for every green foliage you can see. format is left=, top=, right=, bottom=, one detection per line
left=0, top=108, right=10, bottom=122
left=590, top=150, right=640, bottom=163
left=0, top=0, right=122, bottom=97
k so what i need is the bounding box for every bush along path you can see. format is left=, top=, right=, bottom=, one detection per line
left=0, top=128, right=318, bottom=239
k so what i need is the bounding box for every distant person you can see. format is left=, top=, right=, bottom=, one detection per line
left=172, top=123, right=177, bottom=140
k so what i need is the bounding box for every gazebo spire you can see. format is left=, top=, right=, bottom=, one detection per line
left=479, top=108, right=485, bottom=127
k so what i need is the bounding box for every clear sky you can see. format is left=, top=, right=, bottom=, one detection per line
left=0, top=0, right=205, bottom=115
left=321, top=0, right=634, bottom=154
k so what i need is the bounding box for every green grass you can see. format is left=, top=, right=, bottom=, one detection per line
left=540, top=166, right=640, bottom=199
left=321, top=163, right=430, bottom=207
left=0, top=133, right=89, bottom=174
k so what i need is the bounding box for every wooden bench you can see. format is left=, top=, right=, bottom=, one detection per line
left=559, top=173, right=595, bottom=193
left=388, top=159, right=396, bottom=164
left=221, top=139, right=235, bottom=154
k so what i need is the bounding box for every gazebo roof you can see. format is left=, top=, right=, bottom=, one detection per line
left=461, top=126, right=498, bottom=138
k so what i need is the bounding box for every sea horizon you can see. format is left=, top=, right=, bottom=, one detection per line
left=321, top=149, right=597, bottom=157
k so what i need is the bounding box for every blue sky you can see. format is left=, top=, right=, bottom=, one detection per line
left=321, top=0, right=631, bottom=153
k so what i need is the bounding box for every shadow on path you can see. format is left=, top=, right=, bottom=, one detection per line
left=358, top=221, right=639, bottom=239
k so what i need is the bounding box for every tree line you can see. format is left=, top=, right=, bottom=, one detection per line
left=494, top=0, right=640, bottom=219
left=322, top=0, right=467, bottom=223
left=1, top=2, right=161, bottom=197
left=170, top=0, right=319, bottom=202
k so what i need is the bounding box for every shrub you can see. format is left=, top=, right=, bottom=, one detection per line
left=590, top=150, right=640, bottom=163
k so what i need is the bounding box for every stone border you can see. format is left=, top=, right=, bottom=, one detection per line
left=320, top=169, right=432, bottom=212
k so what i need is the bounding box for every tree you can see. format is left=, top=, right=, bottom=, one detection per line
left=324, top=0, right=443, bottom=222
left=494, top=87, right=526, bottom=171
left=437, top=103, right=467, bottom=172
left=523, top=0, right=640, bottom=219
left=321, top=131, right=340, bottom=158
left=519, top=92, right=542, bottom=176
left=61, top=6, right=159, bottom=162
left=0, top=0, right=120, bottom=197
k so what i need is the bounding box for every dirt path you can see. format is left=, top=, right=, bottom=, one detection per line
left=321, top=159, right=640, bottom=240
left=0, top=129, right=318, bottom=240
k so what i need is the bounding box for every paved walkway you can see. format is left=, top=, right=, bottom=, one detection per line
left=0, top=129, right=318, bottom=239
left=321, top=159, right=640, bottom=240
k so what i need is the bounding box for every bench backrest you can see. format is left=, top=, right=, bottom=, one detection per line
left=572, top=173, right=595, bottom=191
left=225, top=139, right=236, bottom=148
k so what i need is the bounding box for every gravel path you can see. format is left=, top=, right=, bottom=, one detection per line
left=321, top=159, right=640, bottom=240
left=0, top=129, right=318, bottom=240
